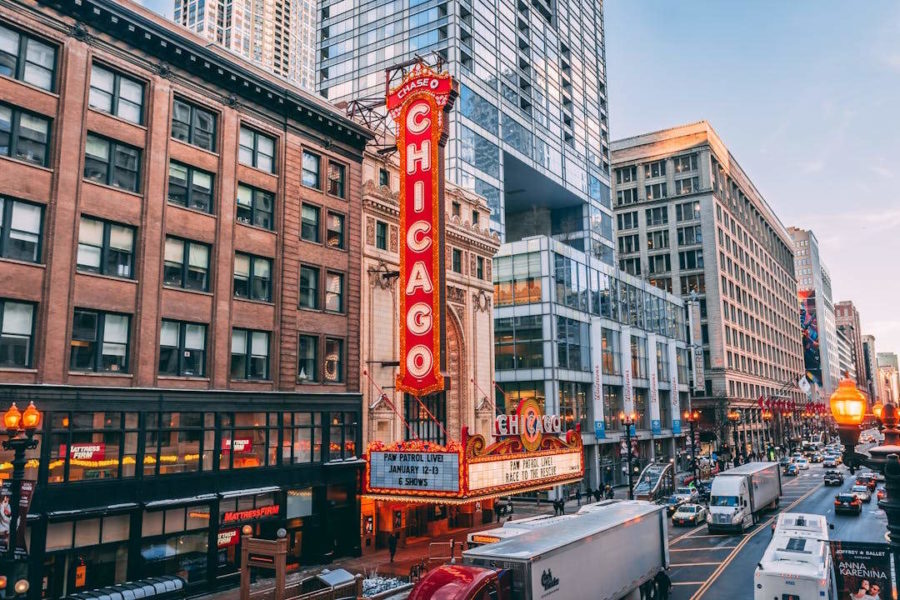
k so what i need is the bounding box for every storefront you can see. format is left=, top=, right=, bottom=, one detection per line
left=0, top=387, right=362, bottom=600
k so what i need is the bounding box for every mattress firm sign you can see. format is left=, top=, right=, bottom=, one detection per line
left=468, top=452, right=582, bottom=492
left=369, top=451, right=460, bottom=492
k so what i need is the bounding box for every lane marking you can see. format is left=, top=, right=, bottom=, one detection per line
left=671, top=546, right=736, bottom=552
left=670, top=562, right=721, bottom=567
left=673, top=582, right=706, bottom=586
left=690, top=481, right=823, bottom=600
left=670, top=523, right=706, bottom=544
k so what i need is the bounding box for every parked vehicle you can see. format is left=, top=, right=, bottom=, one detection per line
left=835, top=493, right=862, bottom=515
left=410, top=501, right=670, bottom=600
left=672, top=504, right=707, bottom=526
left=823, top=470, right=844, bottom=486
left=755, top=513, right=837, bottom=599
left=708, top=462, right=782, bottom=534
left=851, top=485, right=872, bottom=503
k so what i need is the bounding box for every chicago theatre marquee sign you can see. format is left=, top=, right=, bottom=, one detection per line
left=364, top=398, right=584, bottom=503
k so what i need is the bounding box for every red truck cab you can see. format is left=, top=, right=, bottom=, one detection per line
left=408, top=565, right=513, bottom=600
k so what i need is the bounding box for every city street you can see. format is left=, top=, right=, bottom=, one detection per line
left=669, top=462, right=885, bottom=599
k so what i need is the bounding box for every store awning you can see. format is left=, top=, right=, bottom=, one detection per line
left=48, top=503, right=139, bottom=520
left=220, top=486, right=280, bottom=498
left=144, top=494, right=217, bottom=509
left=63, top=576, right=185, bottom=600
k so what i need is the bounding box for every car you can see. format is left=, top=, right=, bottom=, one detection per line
left=877, top=487, right=886, bottom=501
left=672, top=503, right=708, bottom=526
left=664, top=495, right=685, bottom=515
left=823, top=457, right=837, bottom=468
left=794, top=458, right=810, bottom=470
left=810, top=453, right=823, bottom=463
left=835, top=493, right=863, bottom=515
left=851, top=484, right=872, bottom=503
left=856, top=475, right=877, bottom=491
left=791, top=453, right=803, bottom=462
left=778, top=457, right=791, bottom=467
left=694, top=481, right=712, bottom=502
left=824, top=470, right=844, bottom=486
left=674, top=486, right=699, bottom=503
left=783, top=464, right=799, bottom=476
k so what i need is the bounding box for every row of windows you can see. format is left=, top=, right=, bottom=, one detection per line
left=0, top=299, right=348, bottom=382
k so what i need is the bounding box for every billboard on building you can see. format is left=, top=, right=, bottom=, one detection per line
left=799, top=289, right=823, bottom=386
left=387, top=63, right=457, bottom=397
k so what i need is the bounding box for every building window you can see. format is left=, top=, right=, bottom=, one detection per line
left=297, top=334, right=318, bottom=382
left=472, top=210, right=480, bottom=225
left=236, top=183, right=274, bottom=230
left=451, top=202, right=461, bottom=217
left=375, top=220, right=387, bottom=250
left=329, top=412, right=357, bottom=459
left=300, top=204, right=320, bottom=242
left=301, top=150, right=320, bottom=188
left=238, top=126, right=275, bottom=173
left=675, top=177, right=699, bottom=195
left=325, top=272, right=344, bottom=312
left=233, top=253, right=272, bottom=302
left=648, top=254, right=671, bottom=274
left=163, top=237, right=210, bottom=291
left=0, top=300, right=33, bottom=368
left=378, top=168, right=389, bottom=187
left=675, top=201, right=701, bottom=222
left=673, top=154, right=698, bottom=173
left=679, top=249, right=704, bottom=270
left=0, top=104, right=50, bottom=166
left=168, top=161, right=214, bottom=213
left=0, top=24, right=56, bottom=91
left=404, top=393, right=446, bottom=444
left=84, top=134, right=141, bottom=193
left=476, top=256, right=484, bottom=279
left=76, top=217, right=135, bottom=279
left=644, top=160, right=666, bottom=179
left=299, top=265, right=320, bottom=309
left=618, top=234, right=639, bottom=255
left=557, top=316, right=589, bottom=371
left=0, top=196, right=41, bottom=263
left=645, top=207, right=668, bottom=226
left=70, top=309, right=130, bottom=373
left=494, top=315, right=544, bottom=370
left=230, top=328, right=269, bottom=380
left=645, top=183, right=667, bottom=200
left=620, top=257, right=641, bottom=276
left=615, top=166, right=636, bottom=184
left=159, top=320, right=206, bottom=377
left=88, top=63, right=144, bottom=124
left=677, top=225, right=703, bottom=246
left=647, top=230, right=669, bottom=250
left=617, top=211, right=638, bottom=230
left=631, top=336, right=648, bottom=379
left=326, top=212, right=345, bottom=249
left=452, top=248, right=462, bottom=273
left=616, top=188, right=638, bottom=206
left=327, top=161, right=346, bottom=197
left=681, top=274, right=706, bottom=294
left=324, top=338, right=343, bottom=383
left=601, top=328, right=620, bottom=375
left=170, top=98, right=216, bottom=151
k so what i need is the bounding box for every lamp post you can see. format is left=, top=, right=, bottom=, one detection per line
left=727, top=410, right=741, bottom=463
left=683, top=410, right=700, bottom=483
left=830, top=376, right=900, bottom=581
left=762, top=410, right=773, bottom=458
left=621, top=412, right=637, bottom=500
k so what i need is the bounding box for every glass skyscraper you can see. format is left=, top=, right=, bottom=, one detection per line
left=317, top=0, right=614, bottom=259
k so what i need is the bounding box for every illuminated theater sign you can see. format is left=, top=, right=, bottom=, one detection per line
left=387, top=63, right=456, bottom=397
left=363, top=400, right=584, bottom=503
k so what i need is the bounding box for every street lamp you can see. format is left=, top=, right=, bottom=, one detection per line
left=727, top=410, right=741, bottom=462
left=683, top=410, right=700, bottom=483
left=2, top=402, right=41, bottom=561
left=620, top=411, right=638, bottom=500
left=762, top=410, right=773, bottom=458
left=830, top=376, right=900, bottom=579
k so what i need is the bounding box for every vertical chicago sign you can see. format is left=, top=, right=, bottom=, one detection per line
left=387, top=63, right=457, bottom=396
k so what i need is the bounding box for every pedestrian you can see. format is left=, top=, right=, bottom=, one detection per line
left=559, top=498, right=565, bottom=515
left=388, top=532, right=397, bottom=563
left=495, top=503, right=502, bottom=523
left=575, top=488, right=582, bottom=506
left=654, top=569, right=672, bottom=599
left=606, top=485, right=614, bottom=500
left=593, top=488, right=602, bottom=502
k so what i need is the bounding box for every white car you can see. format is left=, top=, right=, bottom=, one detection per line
left=672, top=503, right=708, bottom=526
left=851, top=484, right=872, bottom=503
left=794, top=458, right=809, bottom=470
left=674, top=486, right=699, bottom=503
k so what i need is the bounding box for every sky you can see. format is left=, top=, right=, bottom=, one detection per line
left=136, top=0, right=900, bottom=356
left=606, top=0, right=900, bottom=357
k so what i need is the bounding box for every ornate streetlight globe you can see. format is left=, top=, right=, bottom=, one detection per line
left=830, top=377, right=866, bottom=427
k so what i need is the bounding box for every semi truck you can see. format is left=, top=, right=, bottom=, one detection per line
left=408, top=501, right=669, bottom=600
left=707, top=462, right=782, bottom=534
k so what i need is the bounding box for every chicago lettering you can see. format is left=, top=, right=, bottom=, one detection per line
left=495, top=413, right=562, bottom=437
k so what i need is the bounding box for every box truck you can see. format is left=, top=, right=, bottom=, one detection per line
left=408, top=501, right=669, bottom=600
left=707, top=462, right=782, bottom=534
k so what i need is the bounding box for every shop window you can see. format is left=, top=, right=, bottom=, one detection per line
left=141, top=531, right=208, bottom=584
left=220, top=412, right=276, bottom=469
left=48, top=411, right=139, bottom=483
left=284, top=412, right=322, bottom=463
left=143, top=412, right=213, bottom=476
left=286, top=488, right=313, bottom=518
left=329, top=412, right=357, bottom=461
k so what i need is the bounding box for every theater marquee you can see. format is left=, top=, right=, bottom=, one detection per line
left=363, top=400, right=584, bottom=503
left=387, top=63, right=456, bottom=397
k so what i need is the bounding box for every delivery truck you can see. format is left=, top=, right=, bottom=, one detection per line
left=408, top=501, right=669, bottom=600
left=707, top=462, right=782, bottom=534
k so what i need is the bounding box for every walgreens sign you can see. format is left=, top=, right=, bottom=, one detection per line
left=387, top=63, right=456, bottom=397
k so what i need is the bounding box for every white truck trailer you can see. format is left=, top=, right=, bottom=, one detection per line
left=409, top=500, right=670, bottom=600
left=708, top=462, right=782, bottom=534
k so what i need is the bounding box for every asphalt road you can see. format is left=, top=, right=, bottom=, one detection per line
left=665, top=461, right=885, bottom=600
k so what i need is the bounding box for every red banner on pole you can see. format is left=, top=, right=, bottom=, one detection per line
left=387, top=63, right=456, bottom=397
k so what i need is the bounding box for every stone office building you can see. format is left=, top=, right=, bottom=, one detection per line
left=611, top=122, right=805, bottom=456
left=0, top=0, right=372, bottom=597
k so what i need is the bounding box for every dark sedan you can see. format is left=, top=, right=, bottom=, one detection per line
left=824, top=470, right=844, bottom=486
left=835, top=493, right=862, bottom=515
left=783, top=464, right=799, bottom=476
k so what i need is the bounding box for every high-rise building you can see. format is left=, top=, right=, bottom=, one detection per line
left=836, top=326, right=857, bottom=383
left=612, top=122, right=806, bottom=454
left=788, top=227, right=839, bottom=399
left=878, top=365, right=900, bottom=404
left=173, top=0, right=316, bottom=89
left=878, top=352, right=899, bottom=370
left=835, top=301, right=867, bottom=395
left=862, top=334, right=879, bottom=402
left=316, top=0, right=615, bottom=259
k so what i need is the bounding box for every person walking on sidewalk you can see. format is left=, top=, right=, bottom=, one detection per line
left=388, top=532, right=398, bottom=563
left=575, top=488, right=582, bottom=506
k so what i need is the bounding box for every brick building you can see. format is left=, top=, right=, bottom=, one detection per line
left=0, top=0, right=372, bottom=596
left=357, top=136, right=500, bottom=550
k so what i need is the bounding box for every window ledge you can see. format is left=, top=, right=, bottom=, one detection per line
left=234, top=297, right=275, bottom=306
left=166, top=202, right=218, bottom=219
left=0, top=257, right=45, bottom=269
left=87, top=107, right=148, bottom=131
left=170, top=137, right=219, bottom=158
left=0, top=367, right=37, bottom=373
left=235, top=220, right=278, bottom=236
left=68, top=371, right=134, bottom=378
left=76, top=270, right=138, bottom=285
left=157, top=375, right=211, bottom=382
left=0, top=154, right=52, bottom=173
left=82, top=178, right=144, bottom=199
left=238, top=162, right=278, bottom=178
left=163, top=285, right=214, bottom=297
left=229, top=379, right=272, bottom=383
left=0, top=74, right=60, bottom=98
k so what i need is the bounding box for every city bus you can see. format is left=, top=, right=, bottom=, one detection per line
left=754, top=513, right=836, bottom=600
